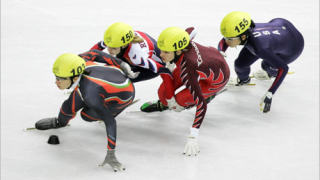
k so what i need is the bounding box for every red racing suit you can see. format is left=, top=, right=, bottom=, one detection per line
left=158, top=41, right=230, bottom=128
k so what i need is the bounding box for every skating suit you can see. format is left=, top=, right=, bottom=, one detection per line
left=58, top=51, right=135, bottom=149
left=234, top=18, right=304, bottom=93
left=158, top=42, right=230, bottom=128
left=90, top=31, right=165, bottom=82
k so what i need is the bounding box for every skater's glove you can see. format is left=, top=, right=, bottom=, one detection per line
left=217, top=38, right=229, bottom=57
left=183, top=127, right=200, bottom=156
left=120, top=62, right=140, bottom=79
left=99, top=149, right=125, bottom=172
left=166, top=97, right=185, bottom=112
left=260, top=91, right=273, bottom=113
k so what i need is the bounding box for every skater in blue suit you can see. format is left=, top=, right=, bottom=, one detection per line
left=218, top=11, right=304, bottom=113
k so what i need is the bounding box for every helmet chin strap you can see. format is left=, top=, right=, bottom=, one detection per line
left=239, top=29, right=252, bottom=46
left=67, top=75, right=82, bottom=89
left=66, top=76, right=75, bottom=89
left=239, top=34, right=248, bottom=45
left=116, top=45, right=129, bottom=58
left=170, top=52, right=182, bottom=64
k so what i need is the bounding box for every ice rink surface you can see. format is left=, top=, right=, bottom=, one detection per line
left=1, top=0, right=319, bottom=179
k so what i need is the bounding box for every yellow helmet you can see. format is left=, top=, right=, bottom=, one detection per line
left=103, top=22, right=134, bottom=48
left=157, top=27, right=190, bottom=52
left=52, top=53, right=86, bottom=77
left=220, top=11, right=251, bottom=38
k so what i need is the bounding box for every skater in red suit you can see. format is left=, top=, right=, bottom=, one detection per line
left=141, top=27, right=230, bottom=156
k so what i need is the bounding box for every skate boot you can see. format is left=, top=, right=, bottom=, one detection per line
left=140, top=100, right=168, bottom=112
left=236, top=77, right=251, bottom=86
left=253, top=70, right=274, bottom=80
left=35, top=117, right=62, bottom=130
left=205, top=94, right=217, bottom=104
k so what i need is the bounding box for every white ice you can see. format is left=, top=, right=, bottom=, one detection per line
left=1, top=0, right=319, bottom=180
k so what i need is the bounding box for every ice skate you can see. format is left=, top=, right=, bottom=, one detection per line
left=35, top=117, right=62, bottom=130
left=236, top=77, right=251, bottom=86
left=252, top=70, right=273, bottom=80
left=140, top=100, right=168, bottom=112
left=205, top=94, right=216, bottom=104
